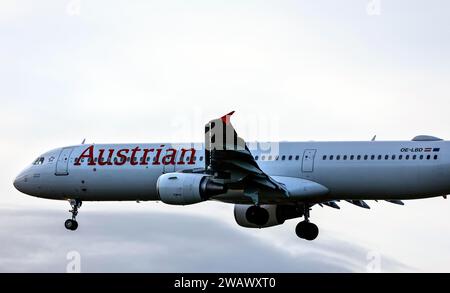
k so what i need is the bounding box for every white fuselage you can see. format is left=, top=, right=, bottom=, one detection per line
left=13, top=140, right=450, bottom=203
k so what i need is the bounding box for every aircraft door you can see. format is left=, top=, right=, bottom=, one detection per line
left=302, top=149, right=317, bottom=173
left=163, top=161, right=176, bottom=174
left=163, top=149, right=178, bottom=174
left=55, top=147, right=74, bottom=176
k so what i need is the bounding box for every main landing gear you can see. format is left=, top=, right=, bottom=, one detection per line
left=295, top=204, right=319, bottom=241
left=65, top=199, right=81, bottom=231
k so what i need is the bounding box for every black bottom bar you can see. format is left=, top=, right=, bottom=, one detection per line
left=0, top=273, right=448, bottom=291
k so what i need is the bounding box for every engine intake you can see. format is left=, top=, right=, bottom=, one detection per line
left=157, top=173, right=226, bottom=205
left=234, top=204, right=303, bottom=228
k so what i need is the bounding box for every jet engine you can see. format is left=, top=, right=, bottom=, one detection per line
left=157, top=173, right=226, bottom=205
left=234, top=204, right=303, bottom=228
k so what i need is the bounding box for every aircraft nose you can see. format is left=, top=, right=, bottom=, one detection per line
left=13, top=176, right=21, bottom=192
left=13, top=173, right=26, bottom=193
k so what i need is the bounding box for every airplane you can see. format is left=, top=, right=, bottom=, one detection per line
left=13, top=112, right=450, bottom=240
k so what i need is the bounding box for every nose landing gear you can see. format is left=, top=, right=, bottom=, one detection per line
left=295, top=204, right=319, bottom=241
left=65, top=199, right=81, bottom=231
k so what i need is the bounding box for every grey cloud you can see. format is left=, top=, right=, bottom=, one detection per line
left=0, top=208, right=410, bottom=272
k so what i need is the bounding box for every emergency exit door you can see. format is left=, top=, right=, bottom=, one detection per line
left=302, top=149, right=317, bottom=172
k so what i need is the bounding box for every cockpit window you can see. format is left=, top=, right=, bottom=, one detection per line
left=33, top=157, right=45, bottom=165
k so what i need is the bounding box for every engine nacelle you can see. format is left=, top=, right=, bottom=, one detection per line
left=234, top=204, right=303, bottom=228
left=157, top=173, right=226, bottom=205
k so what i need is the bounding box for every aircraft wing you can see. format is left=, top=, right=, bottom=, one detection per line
left=204, top=111, right=289, bottom=204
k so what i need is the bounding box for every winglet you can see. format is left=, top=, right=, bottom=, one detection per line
left=220, top=111, right=235, bottom=125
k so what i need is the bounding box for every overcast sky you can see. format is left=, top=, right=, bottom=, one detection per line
left=1, top=0, right=450, bottom=272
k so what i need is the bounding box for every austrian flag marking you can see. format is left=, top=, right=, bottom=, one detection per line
left=426, top=148, right=441, bottom=152
left=74, top=145, right=197, bottom=166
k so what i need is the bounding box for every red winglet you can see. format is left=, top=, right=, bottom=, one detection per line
left=220, top=111, right=235, bottom=124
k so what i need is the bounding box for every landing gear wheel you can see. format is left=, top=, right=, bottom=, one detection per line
left=65, top=219, right=78, bottom=231
left=65, top=199, right=82, bottom=231
left=246, top=206, right=270, bottom=226
left=295, top=221, right=319, bottom=241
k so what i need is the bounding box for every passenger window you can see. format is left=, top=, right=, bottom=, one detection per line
left=336, top=155, right=341, bottom=160
left=427, top=155, right=431, bottom=160
left=413, top=155, right=417, bottom=160
left=323, top=155, right=327, bottom=160
left=420, top=155, right=424, bottom=160
left=385, top=155, right=389, bottom=160
left=255, top=156, right=259, bottom=160
left=406, top=155, right=410, bottom=160
left=364, top=155, right=368, bottom=160
left=378, top=155, right=382, bottom=160
left=261, top=156, right=266, bottom=161
left=350, top=155, right=354, bottom=160
left=200, top=156, right=204, bottom=161
left=295, top=155, right=300, bottom=160
left=288, top=155, right=293, bottom=160
left=399, top=155, right=403, bottom=160
left=392, top=155, right=396, bottom=160
left=330, top=155, right=334, bottom=160
left=371, top=155, right=375, bottom=160
left=343, top=155, right=347, bottom=160
left=282, top=155, right=286, bottom=161
left=276, top=156, right=279, bottom=160
left=434, top=155, right=438, bottom=160
left=357, top=155, right=361, bottom=160
left=268, top=155, right=272, bottom=161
